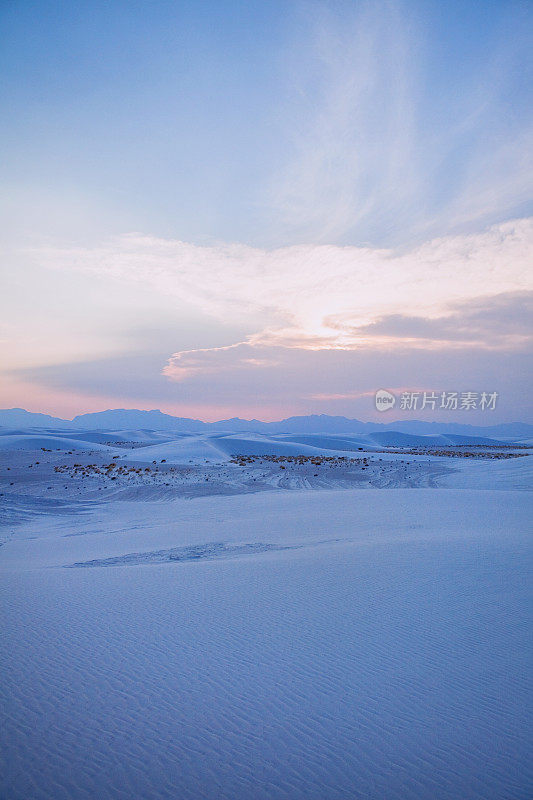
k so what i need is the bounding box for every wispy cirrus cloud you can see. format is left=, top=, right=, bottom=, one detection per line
left=264, top=1, right=533, bottom=246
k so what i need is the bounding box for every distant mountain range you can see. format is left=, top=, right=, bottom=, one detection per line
left=1, top=407, right=532, bottom=438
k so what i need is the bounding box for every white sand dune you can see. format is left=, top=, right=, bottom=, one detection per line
left=118, top=433, right=369, bottom=464
left=0, top=434, right=531, bottom=799
left=203, top=432, right=367, bottom=458
left=435, top=452, right=533, bottom=490
left=273, top=433, right=371, bottom=450
left=0, top=426, right=520, bottom=457
left=366, top=430, right=503, bottom=447
left=98, top=428, right=185, bottom=443
left=0, top=433, right=114, bottom=451
left=119, top=435, right=233, bottom=464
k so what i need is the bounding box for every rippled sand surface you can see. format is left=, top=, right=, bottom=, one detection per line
left=1, top=435, right=531, bottom=799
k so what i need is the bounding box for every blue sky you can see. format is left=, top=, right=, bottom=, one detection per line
left=1, top=0, right=532, bottom=420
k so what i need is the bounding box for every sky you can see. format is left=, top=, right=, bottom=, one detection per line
left=1, top=0, right=532, bottom=422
